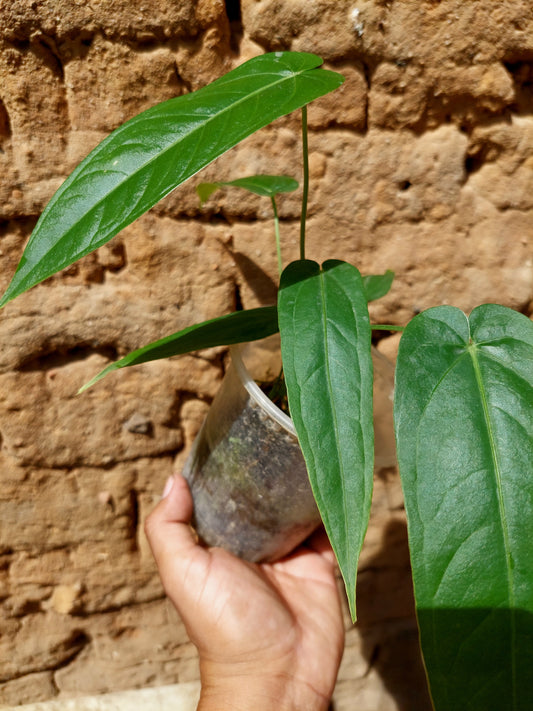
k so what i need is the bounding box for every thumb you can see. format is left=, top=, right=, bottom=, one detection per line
left=144, top=474, right=210, bottom=607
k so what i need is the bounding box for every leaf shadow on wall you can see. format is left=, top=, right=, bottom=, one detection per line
left=351, top=517, right=433, bottom=711
left=231, top=251, right=278, bottom=307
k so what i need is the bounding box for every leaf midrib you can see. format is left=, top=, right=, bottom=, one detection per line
left=468, top=341, right=517, bottom=708
left=318, top=270, right=354, bottom=570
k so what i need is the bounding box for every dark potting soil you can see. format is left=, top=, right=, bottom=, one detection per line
left=258, top=369, right=289, bottom=415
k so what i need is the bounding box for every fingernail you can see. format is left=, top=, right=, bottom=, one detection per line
left=162, top=475, right=175, bottom=499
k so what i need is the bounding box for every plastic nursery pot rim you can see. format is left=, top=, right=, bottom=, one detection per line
left=229, top=344, right=296, bottom=437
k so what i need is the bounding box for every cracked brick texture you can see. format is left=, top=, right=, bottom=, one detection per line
left=0, top=1, right=532, bottom=708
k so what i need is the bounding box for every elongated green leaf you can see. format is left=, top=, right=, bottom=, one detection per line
left=394, top=304, right=533, bottom=710
left=1, top=52, right=343, bottom=306
left=278, top=259, right=374, bottom=620
left=80, top=305, right=278, bottom=392
left=79, top=265, right=389, bottom=393
left=197, top=175, right=299, bottom=203
left=362, top=270, right=395, bottom=302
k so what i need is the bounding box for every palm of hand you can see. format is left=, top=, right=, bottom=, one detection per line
left=184, top=536, right=344, bottom=680
left=145, top=475, right=345, bottom=708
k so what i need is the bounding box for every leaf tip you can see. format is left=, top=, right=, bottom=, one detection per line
left=347, top=592, right=357, bottom=624
left=0, top=282, right=16, bottom=308
left=78, top=367, right=110, bottom=393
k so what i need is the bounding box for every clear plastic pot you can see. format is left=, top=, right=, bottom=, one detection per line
left=183, top=337, right=318, bottom=562
left=183, top=336, right=395, bottom=563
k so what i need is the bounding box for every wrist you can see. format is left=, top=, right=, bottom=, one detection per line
left=198, top=661, right=331, bottom=711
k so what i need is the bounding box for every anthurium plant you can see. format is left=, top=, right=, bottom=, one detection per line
left=2, top=52, right=532, bottom=710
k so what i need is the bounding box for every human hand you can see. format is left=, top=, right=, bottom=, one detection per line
left=145, top=474, right=345, bottom=711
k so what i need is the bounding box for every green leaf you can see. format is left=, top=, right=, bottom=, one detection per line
left=80, top=305, right=278, bottom=392
left=362, top=270, right=395, bottom=302
left=394, top=304, right=533, bottom=710
left=1, top=52, right=343, bottom=306
left=80, top=262, right=391, bottom=394
left=278, top=259, right=374, bottom=620
left=197, top=175, right=299, bottom=204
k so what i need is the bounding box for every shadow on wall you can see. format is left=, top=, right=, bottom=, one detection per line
left=232, top=250, right=278, bottom=305
left=347, top=517, right=433, bottom=711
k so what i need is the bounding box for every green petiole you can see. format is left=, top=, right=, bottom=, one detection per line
left=271, top=195, right=283, bottom=278
left=300, top=106, right=309, bottom=261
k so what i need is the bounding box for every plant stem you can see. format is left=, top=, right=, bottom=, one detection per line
left=271, top=195, right=283, bottom=278
left=300, top=106, right=309, bottom=261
